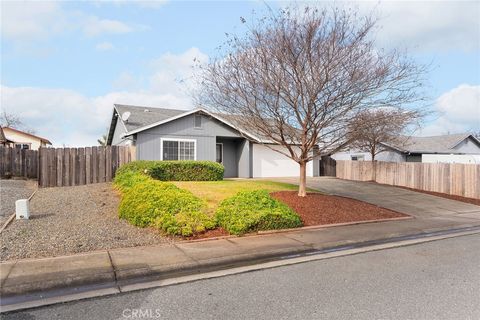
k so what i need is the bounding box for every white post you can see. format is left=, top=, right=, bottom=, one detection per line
left=15, top=199, right=30, bottom=220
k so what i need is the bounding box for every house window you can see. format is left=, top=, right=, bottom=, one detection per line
left=162, top=139, right=196, bottom=161
left=194, top=115, right=202, bottom=129
left=351, top=155, right=364, bottom=161
left=15, top=144, right=30, bottom=150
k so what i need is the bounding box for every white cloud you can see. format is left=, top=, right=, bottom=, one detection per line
left=0, top=48, right=207, bottom=147
left=420, top=84, right=480, bottom=136
left=1, top=1, right=141, bottom=45
left=149, top=47, right=208, bottom=98
left=93, top=0, right=168, bottom=9
left=1, top=2, right=68, bottom=41
left=95, top=41, right=115, bottom=51
left=367, top=1, right=480, bottom=52
left=82, top=16, right=133, bottom=37
left=298, top=1, right=480, bottom=52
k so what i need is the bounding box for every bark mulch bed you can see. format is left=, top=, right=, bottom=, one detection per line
left=271, top=191, right=408, bottom=226
left=396, top=186, right=480, bottom=206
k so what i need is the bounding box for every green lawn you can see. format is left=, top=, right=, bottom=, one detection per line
left=173, top=179, right=302, bottom=213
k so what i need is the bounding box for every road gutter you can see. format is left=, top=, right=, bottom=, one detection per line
left=2, top=226, right=479, bottom=313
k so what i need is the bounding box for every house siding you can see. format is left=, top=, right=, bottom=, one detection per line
left=332, top=149, right=406, bottom=162
left=237, top=140, right=251, bottom=178
left=112, top=119, right=129, bottom=146
left=135, top=114, right=243, bottom=162
left=452, top=137, right=480, bottom=154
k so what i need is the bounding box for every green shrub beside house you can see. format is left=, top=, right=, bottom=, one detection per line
left=115, top=160, right=224, bottom=182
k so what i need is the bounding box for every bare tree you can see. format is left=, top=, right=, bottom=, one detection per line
left=197, top=7, right=427, bottom=196
left=0, top=110, right=36, bottom=134
left=349, top=108, right=424, bottom=180
left=0, top=110, right=23, bottom=129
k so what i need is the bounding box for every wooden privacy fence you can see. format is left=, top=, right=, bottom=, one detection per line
left=39, top=146, right=136, bottom=188
left=0, top=147, right=39, bottom=179
left=336, top=160, right=480, bottom=199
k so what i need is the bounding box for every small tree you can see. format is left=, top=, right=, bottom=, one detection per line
left=349, top=108, right=424, bottom=180
left=198, top=7, right=426, bottom=196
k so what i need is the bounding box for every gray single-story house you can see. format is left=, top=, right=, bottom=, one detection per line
left=107, top=104, right=316, bottom=178
left=332, top=133, right=480, bottom=164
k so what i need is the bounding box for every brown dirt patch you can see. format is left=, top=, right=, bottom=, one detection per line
left=271, top=191, right=408, bottom=226
left=395, top=186, right=480, bottom=206
left=185, top=227, right=229, bottom=240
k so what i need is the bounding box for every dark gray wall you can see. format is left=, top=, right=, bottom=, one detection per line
left=135, top=114, right=251, bottom=179
left=217, top=138, right=238, bottom=178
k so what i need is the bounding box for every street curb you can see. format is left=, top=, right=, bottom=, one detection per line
left=1, top=225, right=479, bottom=313
left=2, top=227, right=479, bottom=313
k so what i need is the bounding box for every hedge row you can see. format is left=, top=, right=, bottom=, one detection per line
left=115, top=160, right=224, bottom=182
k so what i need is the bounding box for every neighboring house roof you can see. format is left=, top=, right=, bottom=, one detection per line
left=2, top=127, right=52, bottom=145
left=107, top=104, right=265, bottom=145
left=0, top=127, right=14, bottom=144
left=384, top=133, right=480, bottom=154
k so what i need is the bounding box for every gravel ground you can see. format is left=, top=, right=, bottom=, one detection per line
left=0, top=179, right=36, bottom=225
left=0, top=183, right=172, bottom=261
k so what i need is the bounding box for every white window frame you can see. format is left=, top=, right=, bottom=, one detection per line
left=216, top=143, right=223, bottom=164
left=351, top=154, right=365, bottom=161
left=160, top=138, right=197, bottom=161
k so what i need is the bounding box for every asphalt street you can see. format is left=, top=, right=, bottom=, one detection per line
left=3, top=234, right=479, bottom=320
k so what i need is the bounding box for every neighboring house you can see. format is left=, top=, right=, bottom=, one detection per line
left=0, top=127, right=14, bottom=147
left=332, top=133, right=480, bottom=164
left=2, top=127, right=52, bottom=150
left=107, top=104, right=316, bottom=178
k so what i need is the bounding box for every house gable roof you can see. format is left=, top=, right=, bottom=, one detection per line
left=2, top=127, right=52, bottom=145
left=0, top=127, right=14, bottom=144
left=383, top=133, right=480, bottom=154
left=108, top=104, right=263, bottom=143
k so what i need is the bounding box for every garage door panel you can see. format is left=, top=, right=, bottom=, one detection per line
left=252, top=144, right=312, bottom=178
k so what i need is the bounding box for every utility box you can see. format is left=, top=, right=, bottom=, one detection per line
left=15, top=199, right=30, bottom=220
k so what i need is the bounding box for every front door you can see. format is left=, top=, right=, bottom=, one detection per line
left=216, top=143, right=223, bottom=164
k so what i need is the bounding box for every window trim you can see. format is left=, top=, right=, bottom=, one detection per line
left=351, top=155, right=365, bottom=161
left=194, top=114, right=203, bottom=129
left=15, top=143, right=32, bottom=150
left=160, top=138, right=197, bottom=161
left=216, top=143, right=223, bottom=164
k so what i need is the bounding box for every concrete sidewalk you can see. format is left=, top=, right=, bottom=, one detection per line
left=2, top=212, right=480, bottom=304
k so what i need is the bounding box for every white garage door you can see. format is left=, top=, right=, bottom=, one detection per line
left=252, top=144, right=313, bottom=178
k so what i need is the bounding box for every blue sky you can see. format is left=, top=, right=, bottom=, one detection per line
left=1, top=1, right=479, bottom=146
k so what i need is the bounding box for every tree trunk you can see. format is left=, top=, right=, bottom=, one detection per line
left=371, top=154, right=377, bottom=181
left=298, top=161, right=307, bottom=197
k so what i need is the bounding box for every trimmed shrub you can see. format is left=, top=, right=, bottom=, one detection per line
left=215, top=190, right=303, bottom=235
left=149, top=161, right=224, bottom=181
left=113, top=170, right=151, bottom=193
left=115, top=160, right=224, bottom=181
left=117, top=178, right=216, bottom=236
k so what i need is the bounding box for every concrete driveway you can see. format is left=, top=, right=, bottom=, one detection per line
left=275, top=177, right=480, bottom=221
